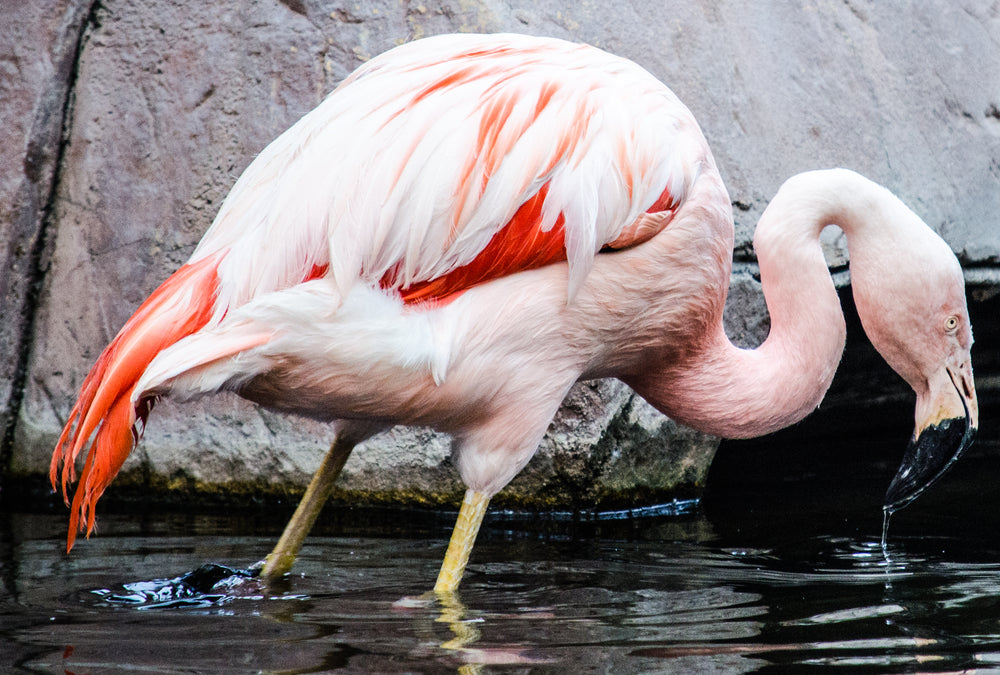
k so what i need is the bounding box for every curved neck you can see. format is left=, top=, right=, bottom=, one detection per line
left=633, top=169, right=902, bottom=439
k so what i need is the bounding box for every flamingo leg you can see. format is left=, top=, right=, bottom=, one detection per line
left=260, top=434, right=356, bottom=582
left=434, top=489, right=491, bottom=593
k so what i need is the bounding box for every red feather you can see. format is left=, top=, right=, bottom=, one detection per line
left=385, top=182, right=567, bottom=305
left=50, top=252, right=223, bottom=550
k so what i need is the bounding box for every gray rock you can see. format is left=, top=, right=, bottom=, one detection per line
left=0, top=0, right=92, bottom=455
left=4, top=0, right=998, bottom=509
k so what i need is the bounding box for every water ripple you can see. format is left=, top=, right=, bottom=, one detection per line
left=7, top=501, right=1000, bottom=672
left=90, top=563, right=282, bottom=610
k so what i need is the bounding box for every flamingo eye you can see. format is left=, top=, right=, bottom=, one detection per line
left=944, top=316, right=959, bottom=332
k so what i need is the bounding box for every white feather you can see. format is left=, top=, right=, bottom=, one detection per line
left=190, top=33, right=701, bottom=319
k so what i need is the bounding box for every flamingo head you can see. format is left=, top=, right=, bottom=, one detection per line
left=850, top=206, right=978, bottom=515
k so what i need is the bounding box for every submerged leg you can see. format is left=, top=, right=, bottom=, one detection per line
left=260, top=432, right=358, bottom=582
left=434, top=489, right=491, bottom=593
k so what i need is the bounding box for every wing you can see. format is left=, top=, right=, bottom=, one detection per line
left=192, top=33, right=708, bottom=312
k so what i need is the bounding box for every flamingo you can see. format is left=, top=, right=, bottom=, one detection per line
left=50, top=33, right=978, bottom=593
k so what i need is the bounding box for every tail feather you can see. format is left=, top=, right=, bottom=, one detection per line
left=50, top=252, right=224, bottom=551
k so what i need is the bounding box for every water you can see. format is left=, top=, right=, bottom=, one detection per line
left=3, top=453, right=1000, bottom=672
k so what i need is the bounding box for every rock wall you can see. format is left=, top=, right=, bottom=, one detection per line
left=3, top=0, right=998, bottom=509
left=1, top=0, right=93, bottom=471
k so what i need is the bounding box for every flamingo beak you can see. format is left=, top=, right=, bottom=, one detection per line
left=883, top=360, right=978, bottom=514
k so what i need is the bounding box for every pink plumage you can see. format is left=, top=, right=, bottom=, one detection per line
left=51, top=33, right=976, bottom=589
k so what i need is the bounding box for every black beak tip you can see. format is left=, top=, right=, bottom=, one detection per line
left=883, top=416, right=976, bottom=514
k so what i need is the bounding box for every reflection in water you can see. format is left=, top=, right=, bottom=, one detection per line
left=435, top=591, right=482, bottom=659
left=3, top=453, right=1000, bottom=671
left=8, top=526, right=1000, bottom=672
left=431, top=590, right=553, bottom=672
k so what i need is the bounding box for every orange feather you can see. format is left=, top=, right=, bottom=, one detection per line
left=50, top=252, right=223, bottom=550
left=385, top=182, right=567, bottom=305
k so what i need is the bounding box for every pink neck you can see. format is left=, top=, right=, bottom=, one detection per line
left=628, top=172, right=866, bottom=439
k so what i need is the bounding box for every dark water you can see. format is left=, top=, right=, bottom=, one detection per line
left=3, top=452, right=1000, bottom=673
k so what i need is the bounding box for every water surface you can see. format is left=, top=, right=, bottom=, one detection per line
left=3, top=452, right=1000, bottom=672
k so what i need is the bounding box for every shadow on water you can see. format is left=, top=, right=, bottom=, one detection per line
left=3, top=438, right=1000, bottom=672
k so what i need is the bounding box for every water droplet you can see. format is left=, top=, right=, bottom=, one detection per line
left=880, top=509, right=892, bottom=559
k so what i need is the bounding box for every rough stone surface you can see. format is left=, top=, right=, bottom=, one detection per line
left=4, top=0, right=999, bottom=509
left=0, top=0, right=93, bottom=454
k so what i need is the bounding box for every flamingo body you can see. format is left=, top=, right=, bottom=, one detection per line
left=51, top=34, right=977, bottom=588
